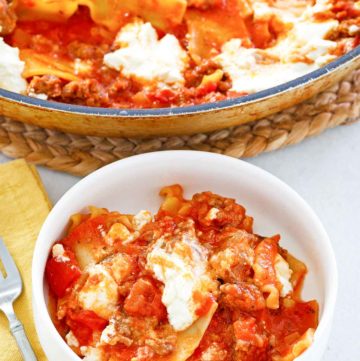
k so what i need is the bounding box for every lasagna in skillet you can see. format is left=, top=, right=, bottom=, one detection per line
left=45, top=185, right=319, bottom=361
left=0, top=0, right=359, bottom=108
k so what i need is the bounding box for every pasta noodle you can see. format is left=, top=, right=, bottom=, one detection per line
left=20, top=50, right=79, bottom=81
left=159, top=302, right=218, bottom=361
left=14, top=0, right=187, bottom=31
left=253, top=237, right=282, bottom=309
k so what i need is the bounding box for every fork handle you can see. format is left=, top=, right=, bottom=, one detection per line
left=1, top=302, right=37, bottom=361
left=11, top=320, right=38, bottom=361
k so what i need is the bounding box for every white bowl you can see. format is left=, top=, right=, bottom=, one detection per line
left=32, top=151, right=337, bottom=361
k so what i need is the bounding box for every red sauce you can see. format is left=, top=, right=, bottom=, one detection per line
left=5, top=1, right=358, bottom=108
left=46, top=185, right=319, bottom=360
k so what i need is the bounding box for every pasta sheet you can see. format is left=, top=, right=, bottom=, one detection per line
left=14, top=0, right=187, bottom=31
left=159, top=301, right=218, bottom=361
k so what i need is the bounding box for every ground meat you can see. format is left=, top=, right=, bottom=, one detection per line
left=67, top=41, right=110, bottom=60
left=199, top=343, right=229, bottom=361
left=233, top=315, right=269, bottom=360
left=134, top=346, right=156, bottom=360
left=235, top=347, right=269, bottom=361
left=0, top=0, right=16, bottom=36
left=28, top=75, right=63, bottom=98
left=187, top=0, right=222, bottom=10
left=329, top=18, right=360, bottom=40
left=184, top=60, right=223, bottom=88
left=217, top=73, right=233, bottom=93
left=30, top=34, right=59, bottom=53
left=209, top=230, right=259, bottom=282
left=108, top=77, right=132, bottom=97
left=145, top=332, right=177, bottom=356
left=101, top=312, right=176, bottom=356
left=191, top=192, right=248, bottom=229
left=101, top=313, right=157, bottom=347
left=220, top=283, right=266, bottom=312
left=61, top=79, right=109, bottom=107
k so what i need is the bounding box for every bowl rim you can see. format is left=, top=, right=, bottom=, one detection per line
left=2, top=46, right=360, bottom=117
left=32, top=150, right=338, bottom=360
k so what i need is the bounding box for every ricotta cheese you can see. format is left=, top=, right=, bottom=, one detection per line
left=100, top=320, right=116, bottom=345
left=105, top=252, right=133, bottom=285
left=52, top=244, right=70, bottom=262
left=311, top=0, right=333, bottom=14
left=349, top=25, right=360, bottom=36
left=133, top=210, right=152, bottom=230
left=215, top=0, right=339, bottom=93
left=65, top=331, right=79, bottom=348
left=104, top=20, right=188, bottom=87
left=252, top=1, right=273, bottom=20
left=147, top=221, right=213, bottom=331
left=205, top=207, right=219, bottom=221
left=275, top=254, right=293, bottom=297
left=78, top=264, right=118, bottom=319
left=81, top=346, right=103, bottom=361
left=0, top=38, right=27, bottom=93
left=28, top=90, right=48, bottom=100
left=105, top=210, right=152, bottom=245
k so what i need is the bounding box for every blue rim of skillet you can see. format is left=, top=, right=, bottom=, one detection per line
left=1, top=46, right=360, bottom=117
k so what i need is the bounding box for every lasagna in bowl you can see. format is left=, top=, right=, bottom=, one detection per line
left=45, top=185, right=318, bottom=361
left=0, top=0, right=359, bottom=109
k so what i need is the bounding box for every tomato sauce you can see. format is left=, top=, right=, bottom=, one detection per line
left=2, top=0, right=359, bottom=108
left=45, top=185, right=319, bottom=360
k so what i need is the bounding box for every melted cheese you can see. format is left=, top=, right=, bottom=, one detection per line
left=100, top=320, right=116, bottom=345
left=275, top=254, right=293, bottom=297
left=78, top=264, right=118, bottom=319
left=65, top=331, right=79, bottom=348
left=105, top=253, right=133, bottom=284
left=215, top=0, right=339, bottom=93
left=104, top=20, right=188, bottom=87
left=52, top=244, right=70, bottom=262
left=133, top=210, right=152, bottom=230
left=80, top=346, right=103, bottom=361
left=205, top=207, right=219, bottom=221
left=147, top=226, right=212, bottom=331
left=0, top=38, right=27, bottom=93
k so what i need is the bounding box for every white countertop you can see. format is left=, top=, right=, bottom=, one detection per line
left=1, top=122, right=360, bottom=360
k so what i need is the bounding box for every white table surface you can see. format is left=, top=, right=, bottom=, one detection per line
left=1, top=122, right=360, bottom=360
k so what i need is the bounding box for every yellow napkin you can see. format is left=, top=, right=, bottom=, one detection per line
left=0, top=159, right=51, bottom=361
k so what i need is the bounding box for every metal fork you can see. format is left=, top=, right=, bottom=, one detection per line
left=0, top=237, right=37, bottom=361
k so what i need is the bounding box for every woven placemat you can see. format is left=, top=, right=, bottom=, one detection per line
left=1, top=69, right=360, bottom=177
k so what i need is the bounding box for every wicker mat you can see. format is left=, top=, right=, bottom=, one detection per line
left=1, top=69, right=360, bottom=177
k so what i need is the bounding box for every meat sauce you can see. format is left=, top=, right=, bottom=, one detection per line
left=46, top=185, right=318, bottom=360
left=2, top=0, right=360, bottom=108
left=6, top=7, right=237, bottom=108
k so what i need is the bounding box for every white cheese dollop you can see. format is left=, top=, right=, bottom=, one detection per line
left=100, top=318, right=116, bottom=345
left=78, top=264, right=118, bottom=320
left=52, top=244, right=70, bottom=262
left=65, top=331, right=79, bottom=348
left=104, top=20, right=188, bottom=87
left=215, top=0, right=339, bottom=94
left=0, top=37, right=27, bottom=93
left=28, top=90, right=48, bottom=100
left=147, top=223, right=212, bottom=331
left=349, top=25, right=360, bottom=36
left=80, top=346, right=103, bottom=361
left=275, top=254, right=293, bottom=297
left=205, top=207, right=219, bottom=221
left=133, top=210, right=152, bottom=230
